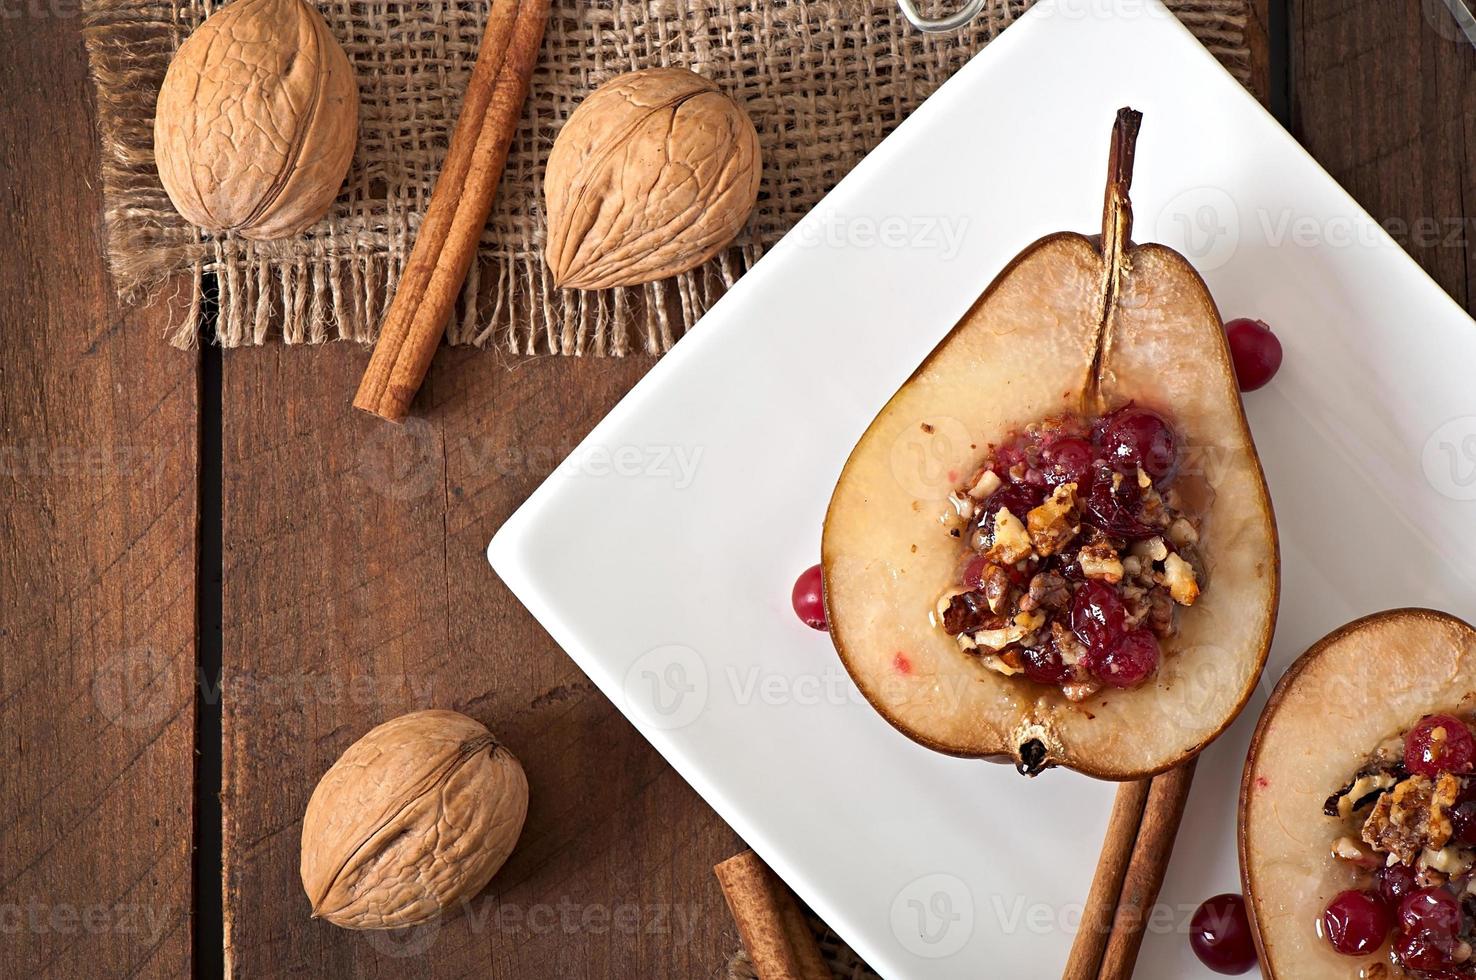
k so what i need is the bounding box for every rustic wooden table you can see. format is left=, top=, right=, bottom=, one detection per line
left=3, top=1, right=1472, bottom=976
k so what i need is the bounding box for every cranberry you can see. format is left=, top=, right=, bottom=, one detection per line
left=1225, top=318, right=1283, bottom=392
left=961, top=555, right=989, bottom=591
left=1086, top=628, right=1159, bottom=688
left=1189, top=894, right=1257, bottom=975
left=1453, top=800, right=1476, bottom=845
left=791, top=564, right=827, bottom=631
left=1321, top=890, right=1391, bottom=956
left=1377, top=862, right=1420, bottom=908
left=980, top=483, right=1045, bottom=534
left=1394, top=928, right=1458, bottom=971
left=1070, top=580, right=1126, bottom=652
left=992, top=440, right=1028, bottom=473
left=1041, top=437, right=1094, bottom=488
left=1405, top=714, right=1476, bottom=777
left=1080, top=465, right=1155, bottom=539
left=1021, top=639, right=1071, bottom=686
left=1399, top=887, right=1463, bottom=936
left=1095, top=406, right=1179, bottom=482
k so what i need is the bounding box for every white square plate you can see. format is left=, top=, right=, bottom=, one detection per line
left=489, top=1, right=1476, bottom=975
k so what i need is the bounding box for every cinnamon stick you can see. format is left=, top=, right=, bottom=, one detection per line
left=715, top=851, right=830, bottom=980
left=353, top=0, right=548, bottom=421
left=1096, top=759, right=1198, bottom=980
left=1061, top=779, right=1152, bottom=980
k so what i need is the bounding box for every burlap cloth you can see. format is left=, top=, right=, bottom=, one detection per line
left=726, top=909, right=881, bottom=980
left=81, top=0, right=1254, bottom=353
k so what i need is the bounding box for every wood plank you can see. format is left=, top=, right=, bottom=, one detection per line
left=1291, top=0, right=1476, bottom=310
left=0, top=11, right=199, bottom=980
left=221, top=348, right=743, bottom=977
left=1246, top=0, right=1274, bottom=107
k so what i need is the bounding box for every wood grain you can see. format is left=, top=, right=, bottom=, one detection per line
left=220, top=348, right=743, bottom=976
left=15, top=4, right=1476, bottom=979
left=1291, top=0, right=1476, bottom=312
left=0, top=8, right=198, bottom=980
left=1246, top=0, right=1274, bottom=107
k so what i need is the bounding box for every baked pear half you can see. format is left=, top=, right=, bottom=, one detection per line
left=822, top=109, right=1278, bottom=779
left=1241, top=609, right=1476, bottom=979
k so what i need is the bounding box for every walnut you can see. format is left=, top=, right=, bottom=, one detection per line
left=968, top=470, right=1003, bottom=500
left=1138, top=482, right=1172, bottom=529
left=1331, top=835, right=1377, bottom=868
left=981, top=563, right=1014, bottom=614
left=1062, top=679, right=1101, bottom=702
left=1167, top=517, right=1199, bottom=547
left=1162, top=552, right=1200, bottom=605
left=544, top=68, right=762, bottom=289
left=940, top=591, right=998, bottom=635
left=300, top=710, right=528, bottom=929
left=1026, top=482, right=1079, bottom=556
left=1078, top=535, right=1124, bottom=583
left=1130, top=536, right=1169, bottom=563
left=985, top=507, right=1034, bottom=564
left=1051, top=621, right=1087, bottom=667
left=1020, top=571, right=1071, bottom=614
left=971, top=620, right=1036, bottom=652
left=1362, top=773, right=1459, bottom=865
left=1146, top=589, right=1176, bottom=638
left=153, top=0, right=359, bottom=240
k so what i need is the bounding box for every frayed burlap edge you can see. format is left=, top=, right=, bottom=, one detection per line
left=725, top=910, right=880, bottom=980
left=81, top=0, right=1252, bottom=354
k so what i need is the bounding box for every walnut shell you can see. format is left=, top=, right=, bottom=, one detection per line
left=153, top=0, right=359, bottom=240
left=299, top=709, right=528, bottom=929
left=544, top=67, right=762, bottom=290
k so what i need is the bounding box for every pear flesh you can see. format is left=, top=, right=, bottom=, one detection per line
left=1240, top=609, right=1476, bottom=979
left=821, top=109, right=1278, bottom=779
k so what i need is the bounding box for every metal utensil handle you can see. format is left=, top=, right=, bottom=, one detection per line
left=896, top=0, right=988, bottom=32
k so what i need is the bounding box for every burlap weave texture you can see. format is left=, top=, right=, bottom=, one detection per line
left=81, top=0, right=1254, bottom=353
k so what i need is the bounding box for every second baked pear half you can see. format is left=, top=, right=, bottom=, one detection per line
left=822, top=109, right=1278, bottom=779
left=1242, top=610, right=1476, bottom=978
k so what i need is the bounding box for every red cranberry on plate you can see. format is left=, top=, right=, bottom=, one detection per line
left=1189, top=893, right=1257, bottom=975
left=1225, top=318, right=1283, bottom=392
left=791, top=564, right=827, bottom=631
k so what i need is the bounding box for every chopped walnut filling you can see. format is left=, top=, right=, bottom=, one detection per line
left=1361, top=773, right=1459, bottom=865
left=1325, top=717, right=1476, bottom=978
left=934, top=412, right=1202, bottom=693
left=1026, top=483, right=1079, bottom=557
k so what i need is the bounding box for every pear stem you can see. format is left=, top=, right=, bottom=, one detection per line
left=1085, top=107, right=1143, bottom=413
left=1101, top=106, right=1142, bottom=267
